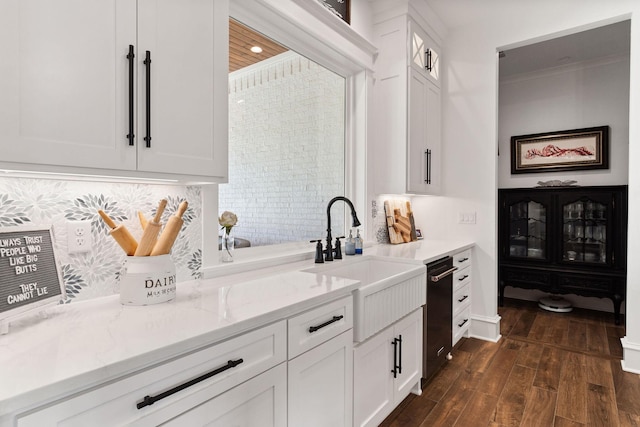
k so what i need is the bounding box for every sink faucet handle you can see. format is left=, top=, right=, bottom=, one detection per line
left=334, top=236, right=344, bottom=260
left=310, top=240, right=325, bottom=264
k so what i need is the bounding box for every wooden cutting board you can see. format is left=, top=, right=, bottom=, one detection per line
left=384, top=200, right=417, bottom=244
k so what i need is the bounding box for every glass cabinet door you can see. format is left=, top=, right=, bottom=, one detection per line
left=562, top=197, right=608, bottom=264
left=507, top=199, right=547, bottom=259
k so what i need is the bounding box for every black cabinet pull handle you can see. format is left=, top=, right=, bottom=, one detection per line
left=458, top=257, right=469, bottom=263
left=458, top=318, right=469, bottom=328
left=308, top=315, right=343, bottom=333
left=126, top=45, right=135, bottom=146
left=424, top=149, right=432, bottom=184
left=143, top=50, right=152, bottom=148
left=136, top=358, right=243, bottom=410
left=391, top=337, right=399, bottom=378
left=458, top=295, right=469, bottom=303
left=397, top=334, right=403, bottom=374
left=458, top=274, right=469, bottom=281
left=425, top=49, right=432, bottom=72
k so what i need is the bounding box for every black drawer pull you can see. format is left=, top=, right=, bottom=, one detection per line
left=136, top=358, right=244, bottom=410
left=457, top=274, right=469, bottom=281
left=309, top=315, right=343, bottom=333
left=458, top=295, right=469, bottom=303
left=126, top=45, right=135, bottom=146
left=143, top=50, right=152, bottom=148
left=458, top=318, right=469, bottom=328
left=457, top=257, right=469, bottom=263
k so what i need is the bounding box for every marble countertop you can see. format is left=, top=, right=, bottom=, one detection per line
left=0, top=239, right=473, bottom=417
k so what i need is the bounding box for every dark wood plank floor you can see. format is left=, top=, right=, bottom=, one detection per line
left=379, top=298, right=640, bottom=427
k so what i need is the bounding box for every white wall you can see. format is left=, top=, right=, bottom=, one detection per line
left=419, top=0, right=640, bottom=372
left=499, top=56, right=630, bottom=188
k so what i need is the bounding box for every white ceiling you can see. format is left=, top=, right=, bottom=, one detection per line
left=499, top=20, right=630, bottom=78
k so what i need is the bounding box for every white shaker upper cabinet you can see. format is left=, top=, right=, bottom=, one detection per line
left=136, top=0, right=227, bottom=178
left=372, top=14, right=442, bottom=195
left=0, top=0, right=137, bottom=171
left=0, top=0, right=228, bottom=182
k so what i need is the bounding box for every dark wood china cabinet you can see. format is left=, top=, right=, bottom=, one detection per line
left=498, top=186, right=628, bottom=324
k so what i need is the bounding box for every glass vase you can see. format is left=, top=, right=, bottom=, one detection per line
left=221, top=230, right=234, bottom=262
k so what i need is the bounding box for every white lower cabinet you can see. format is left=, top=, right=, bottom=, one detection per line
left=452, top=249, right=473, bottom=346
left=353, top=309, right=423, bottom=427
left=288, top=329, right=353, bottom=427
left=16, top=321, right=286, bottom=427
left=12, top=296, right=357, bottom=427
left=287, top=296, right=354, bottom=427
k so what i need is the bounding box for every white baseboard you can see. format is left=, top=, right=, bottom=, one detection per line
left=621, top=337, right=640, bottom=374
left=469, top=314, right=501, bottom=343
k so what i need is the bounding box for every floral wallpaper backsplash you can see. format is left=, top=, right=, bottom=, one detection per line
left=0, top=177, right=202, bottom=303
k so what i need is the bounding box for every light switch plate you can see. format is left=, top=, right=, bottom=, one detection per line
left=458, top=212, right=477, bottom=224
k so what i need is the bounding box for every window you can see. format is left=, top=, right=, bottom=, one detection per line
left=220, top=21, right=346, bottom=247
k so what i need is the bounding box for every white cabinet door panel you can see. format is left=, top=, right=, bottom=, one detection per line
left=136, top=0, right=227, bottom=178
left=0, top=0, right=136, bottom=170
left=393, top=309, right=422, bottom=403
left=288, top=329, right=353, bottom=427
left=353, top=328, right=394, bottom=427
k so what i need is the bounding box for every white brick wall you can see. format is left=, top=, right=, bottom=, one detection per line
left=222, top=52, right=346, bottom=246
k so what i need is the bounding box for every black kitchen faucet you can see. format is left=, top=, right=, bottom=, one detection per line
left=324, top=196, right=361, bottom=262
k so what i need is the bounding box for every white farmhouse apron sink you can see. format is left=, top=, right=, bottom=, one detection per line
left=304, top=256, right=426, bottom=342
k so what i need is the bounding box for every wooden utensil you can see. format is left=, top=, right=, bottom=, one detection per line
left=406, top=201, right=417, bottom=241
left=150, top=201, right=189, bottom=256
left=138, top=211, right=148, bottom=230
left=393, top=208, right=413, bottom=242
left=394, top=209, right=412, bottom=233
left=384, top=200, right=403, bottom=244
left=134, top=199, right=167, bottom=256
left=98, top=210, right=138, bottom=256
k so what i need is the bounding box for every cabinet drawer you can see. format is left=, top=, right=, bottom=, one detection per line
left=557, top=274, right=615, bottom=293
left=288, top=295, right=353, bottom=359
left=453, top=283, right=471, bottom=316
left=453, top=266, right=471, bottom=291
left=501, top=267, right=552, bottom=289
left=160, top=363, right=287, bottom=427
left=453, top=249, right=471, bottom=271
left=453, top=307, right=471, bottom=346
left=17, top=321, right=286, bottom=427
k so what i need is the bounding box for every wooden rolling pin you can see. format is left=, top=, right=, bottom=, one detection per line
left=138, top=211, right=148, bottom=230
left=134, top=199, right=167, bottom=256
left=98, top=210, right=138, bottom=256
left=150, top=201, right=189, bottom=256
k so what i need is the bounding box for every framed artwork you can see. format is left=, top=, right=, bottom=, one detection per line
left=317, top=0, right=350, bottom=24
left=511, top=126, right=609, bottom=174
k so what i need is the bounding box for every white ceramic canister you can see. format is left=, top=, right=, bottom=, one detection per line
left=119, top=255, right=177, bottom=306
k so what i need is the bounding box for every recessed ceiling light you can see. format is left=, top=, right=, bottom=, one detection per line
left=250, top=46, right=263, bottom=53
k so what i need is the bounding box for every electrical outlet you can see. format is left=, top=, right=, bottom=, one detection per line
left=67, top=220, right=92, bottom=253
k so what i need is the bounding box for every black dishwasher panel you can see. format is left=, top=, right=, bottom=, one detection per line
left=424, top=256, right=454, bottom=382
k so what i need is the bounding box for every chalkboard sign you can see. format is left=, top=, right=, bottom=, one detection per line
left=0, top=226, right=65, bottom=325
left=318, top=0, right=350, bottom=24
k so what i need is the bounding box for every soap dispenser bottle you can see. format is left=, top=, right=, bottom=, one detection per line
left=355, top=229, right=363, bottom=255
left=345, top=230, right=356, bottom=255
